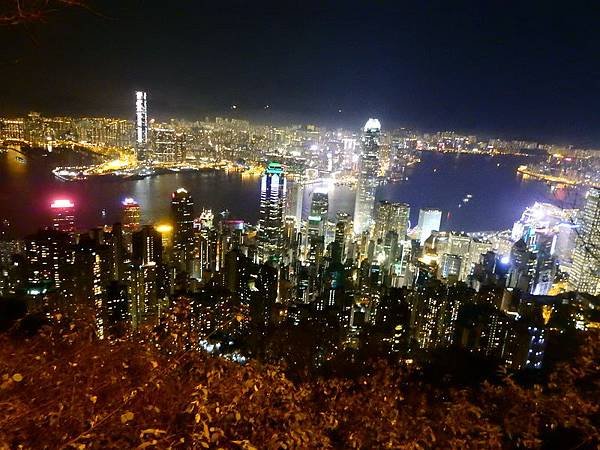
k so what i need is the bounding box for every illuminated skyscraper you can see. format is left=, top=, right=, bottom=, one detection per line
left=285, top=181, right=303, bottom=227
left=373, top=201, right=410, bottom=241
left=50, top=199, right=75, bottom=233
left=121, top=197, right=141, bottom=231
left=258, top=162, right=286, bottom=264
left=570, top=187, right=600, bottom=295
left=310, top=191, right=329, bottom=223
left=150, top=126, right=185, bottom=163
left=135, top=91, right=148, bottom=161
left=25, top=229, right=71, bottom=294
left=353, top=118, right=381, bottom=235
left=171, top=188, right=195, bottom=272
left=332, top=212, right=350, bottom=264
left=439, top=253, right=462, bottom=280
left=417, top=208, right=442, bottom=244
left=310, top=191, right=329, bottom=236
left=132, top=225, right=163, bottom=266
left=507, top=239, right=536, bottom=292
left=104, top=281, right=130, bottom=331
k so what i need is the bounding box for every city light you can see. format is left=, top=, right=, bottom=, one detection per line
left=363, top=118, right=381, bottom=132
left=0, top=4, right=598, bottom=448
left=122, top=197, right=138, bottom=206
left=50, top=199, right=74, bottom=208
left=155, top=223, right=173, bottom=233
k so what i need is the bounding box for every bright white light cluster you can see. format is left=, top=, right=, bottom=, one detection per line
left=363, top=118, right=381, bottom=132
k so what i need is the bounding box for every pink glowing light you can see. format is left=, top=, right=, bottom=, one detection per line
left=51, top=199, right=75, bottom=209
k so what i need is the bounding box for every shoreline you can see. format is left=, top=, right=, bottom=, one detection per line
left=516, top=165, right=579, bottom=186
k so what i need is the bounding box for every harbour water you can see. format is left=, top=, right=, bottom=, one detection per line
left=0, top=148, right=570, bottom=237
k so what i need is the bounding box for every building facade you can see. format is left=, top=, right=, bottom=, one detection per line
left=353, top=118, right=381, bottom=235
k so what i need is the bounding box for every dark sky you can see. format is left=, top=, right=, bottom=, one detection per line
left=1, top=0, right=599, bottom=145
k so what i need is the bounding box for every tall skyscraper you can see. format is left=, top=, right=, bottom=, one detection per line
left=507, top=239, right=536, bottom=292
left=310, top=191, right=329, bottom=235
left=570, top=187, right=600, bottom=295
left=50, top=199, right=75, bottom=233
left=332, top=212, right=350, bottom=264
left=310, top=191, right=329, bottom=222
left=171, top=188, right=195, bottom=272
left=25, top=229, right=72, bottom=293
left=353, top=118, right=381, bottom=235
left=135, top=91, right=148, bottom=161
left=529, top=230, right=556, bottom=295
left=132, top=225, right=163, bottom=266
left=285, top=181, right=304, bottom=226
left=258, top=162, right=286, bottom=264
left=122, top=197, right=141, bottom=231
left=373, top=201, right=410, bottom=241
left=417, top=208, right=442, bottom=244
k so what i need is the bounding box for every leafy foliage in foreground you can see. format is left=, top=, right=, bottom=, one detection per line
left=0, top=314, right=597, bottom=449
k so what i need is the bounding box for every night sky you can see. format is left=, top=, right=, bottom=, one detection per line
left=1, top=0, right=599, bottom=145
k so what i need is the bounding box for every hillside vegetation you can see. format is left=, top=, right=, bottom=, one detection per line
left=0, top=312, right=597, bottom=449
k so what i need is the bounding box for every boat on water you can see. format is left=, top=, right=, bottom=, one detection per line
left=53, top=168, right=87, bottom=181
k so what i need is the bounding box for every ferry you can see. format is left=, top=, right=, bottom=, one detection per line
left=52, top=168, right=87, bottom=181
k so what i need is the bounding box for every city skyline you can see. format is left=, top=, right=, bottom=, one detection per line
left=1, top=1, right=600, bottom=146
left=1, top=90, right=598, bottom=239
left=1, top=100, right=600, bottom=152
left=0, top=3, right=599, bottom=448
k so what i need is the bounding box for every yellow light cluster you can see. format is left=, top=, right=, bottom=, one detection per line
left=155, top=223, right=173, bottom=233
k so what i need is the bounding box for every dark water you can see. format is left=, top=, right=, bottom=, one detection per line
left=376, top=152, right=566, bottom=232
left=0, top=148, right=566, bottom=237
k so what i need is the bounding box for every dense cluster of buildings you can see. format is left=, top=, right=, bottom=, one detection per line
left=3, top=90, right=598, bottom=184
left=1, top=93, right=599, bottom=373
left=518, top=152, right=600, bottom=187
left=0, top=124, right=598, bottom=373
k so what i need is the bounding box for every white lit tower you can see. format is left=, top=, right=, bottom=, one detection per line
left=258, top=162, right=287, bottom=264
left=135, top=91, right=148, bottom=162
left=570, top=187, right=600, bottom=295
left=353, top=118, right=381, bottom=235
left=417, top=208, right=442, bottom=244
